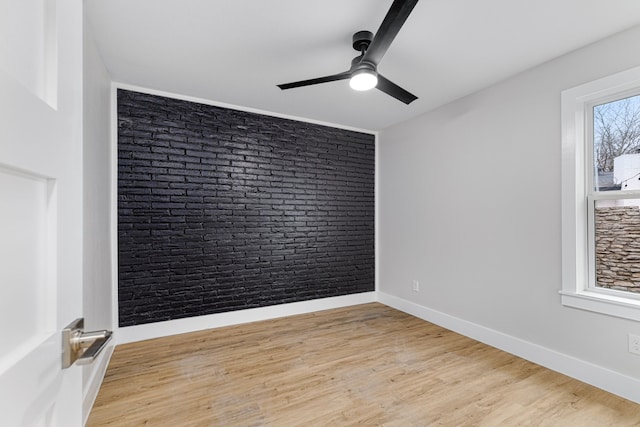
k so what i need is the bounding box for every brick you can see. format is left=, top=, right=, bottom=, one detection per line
left=117, top=89, right=375, bottom=326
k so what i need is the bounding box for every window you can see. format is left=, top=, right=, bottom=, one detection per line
left=561, top=66, right=640, bottom=321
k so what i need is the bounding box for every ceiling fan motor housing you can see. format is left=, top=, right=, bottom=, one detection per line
left=350, top=57, right=377, bottom=74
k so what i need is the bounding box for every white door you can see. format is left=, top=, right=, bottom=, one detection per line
left=0, top=0, right=85, bottom=426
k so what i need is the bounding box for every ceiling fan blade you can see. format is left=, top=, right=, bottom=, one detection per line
left=363, top=0, right=419, bottom=65
left=376, top=74, right=417, bottom=104
left=277, top=71, right=351, bottom=90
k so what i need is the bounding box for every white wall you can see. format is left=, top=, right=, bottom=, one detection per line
left=82, top=16, right=114, bottom=422
left=379, top=24, right=640, bottom=396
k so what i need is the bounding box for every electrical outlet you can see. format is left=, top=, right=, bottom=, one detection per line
left=630, top=334, right=640, bottom=355
left=412, top=280, right=419, bottom=292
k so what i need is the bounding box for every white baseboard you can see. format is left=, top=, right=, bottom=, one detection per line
left=82, top=344, right=115, bottom=425
left=377, top=291, right=640, bottom=405
left=116, top=292, right=376, bottom=345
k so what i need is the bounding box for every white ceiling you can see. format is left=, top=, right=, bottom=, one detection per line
left=85, top=0, right=640, bottom=131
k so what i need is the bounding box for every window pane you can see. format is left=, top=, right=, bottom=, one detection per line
left=593, top=94, right=640, bottom=191
left=594, top=198, right=640, bottom=294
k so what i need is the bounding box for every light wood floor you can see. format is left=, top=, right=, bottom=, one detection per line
left=88, top=303, right=640, bottom=426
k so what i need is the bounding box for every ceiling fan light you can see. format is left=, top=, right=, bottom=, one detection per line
left=349, top=70, right=378, bottom=91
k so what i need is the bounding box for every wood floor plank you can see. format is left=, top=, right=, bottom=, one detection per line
left=87, top=303, right=640, bottom=426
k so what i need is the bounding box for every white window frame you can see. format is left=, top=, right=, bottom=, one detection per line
left=561, top=66, right=640, bottom=322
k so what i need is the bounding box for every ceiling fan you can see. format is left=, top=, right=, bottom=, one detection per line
left=277, top=0, right=419, bottom=105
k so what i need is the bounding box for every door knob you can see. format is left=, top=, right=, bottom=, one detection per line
left=62, top=318, right=112, bottom=369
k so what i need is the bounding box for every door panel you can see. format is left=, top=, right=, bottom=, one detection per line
left=0, top=167, right=53, bottom=365
left=0, top=0, right=58, bottom=106
left=0, top=334, right=63, bottom=426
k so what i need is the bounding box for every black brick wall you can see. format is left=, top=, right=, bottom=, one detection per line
left=118, top=89, right=375, bottom=327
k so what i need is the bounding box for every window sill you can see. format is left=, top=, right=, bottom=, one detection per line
left=560, top=290, right=640, bottom=322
